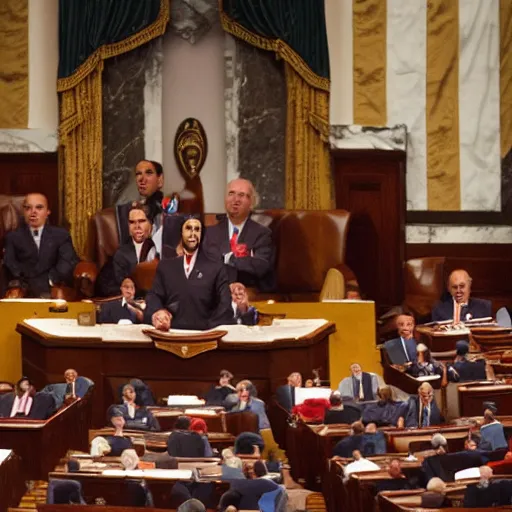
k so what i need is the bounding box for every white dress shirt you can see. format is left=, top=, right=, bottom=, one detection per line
left=183, top=250, right=198, bottom=278
left=31, top=226, right=44, bottom=250
left=133, top=240, right=156, bottom=263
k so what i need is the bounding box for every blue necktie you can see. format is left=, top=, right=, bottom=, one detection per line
left=422, top=406, right=430, bottom=427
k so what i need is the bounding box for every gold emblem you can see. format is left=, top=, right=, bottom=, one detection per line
left=174, top=118, right=207, bottom=180
left=181, top=345, right=189, bottom=356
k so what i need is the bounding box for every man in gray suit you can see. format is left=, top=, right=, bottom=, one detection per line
left=203, top=179, right=275, bottom=292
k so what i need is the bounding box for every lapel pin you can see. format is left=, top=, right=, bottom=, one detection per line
left=197, top=272, right=203, bottom=279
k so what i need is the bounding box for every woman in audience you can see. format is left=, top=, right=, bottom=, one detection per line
left=190, top=418, right=214, bottom=457
left=205, top=369, right=237, bottom=406
left=118, top=383, right=160, bottom=431
left=105, top=408, right=134, bottom=456
left=361, top=385, right=407, bottom=427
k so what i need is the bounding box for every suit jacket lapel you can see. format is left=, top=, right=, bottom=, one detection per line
left=237, top=218, right=254, bottom=245
left=23, top=223, right=39, bottom=255
left=37, top=225, right=52, bottom=265
left=127, top=240, right=138, bottom=266
left=220, top=218, right=231, bottom=255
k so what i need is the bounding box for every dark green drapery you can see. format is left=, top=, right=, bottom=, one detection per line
left=58, top=0, right=162, bottom=79
left=220, top=0, right=330, bottom=80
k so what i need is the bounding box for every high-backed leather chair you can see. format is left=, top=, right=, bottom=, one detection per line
left=84, top=208, right=358, bottom=302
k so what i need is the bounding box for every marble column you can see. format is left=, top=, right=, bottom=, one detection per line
left=225, top=39, right=287, bottom=209
left=102, top=38, right=163, bottom=207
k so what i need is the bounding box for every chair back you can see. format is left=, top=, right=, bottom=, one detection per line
left=46, top=478, right=85, bottom=504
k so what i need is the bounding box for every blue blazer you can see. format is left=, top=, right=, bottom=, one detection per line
left=384, top=337, right=417, bottom=365
left=432, top=297, right=492, bottom=322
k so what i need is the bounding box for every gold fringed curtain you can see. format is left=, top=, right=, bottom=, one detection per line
left=285, top=63, right=332, bottom=209
left=220, top=3, right=334, bottom=210
left=57, top=1, right=169, bottom=257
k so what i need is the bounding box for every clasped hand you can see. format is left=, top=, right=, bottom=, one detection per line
left=152, top=309, right=172, bottom=331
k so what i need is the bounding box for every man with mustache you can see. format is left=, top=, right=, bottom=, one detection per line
left=432, top=269, right=492, bottom=322
left=145, top=217, right=234, bottom=330
left=3, top=193, right=79, bottom=297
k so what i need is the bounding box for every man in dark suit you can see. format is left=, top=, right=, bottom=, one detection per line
left=99, top=278, right=144, bottom=324
left=113, top=203, right=157, bottom=288
left=384, top=313, right=418, bottom=365
left=145, top=217, right=234, bottom=330
left=432, top=269, right=492, bottom=322
left=3, top=193, right=79, bottom=297
left=116, top=160, right=164, bottom=250
left=203, top=178, right=275, bottom=292
left=230, top=282, right=258, bottom=325
left=400, top=382, right=444, bottom=428
left=275, top=372, right=302, bottom=412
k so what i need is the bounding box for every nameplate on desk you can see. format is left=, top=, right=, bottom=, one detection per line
left=78, top=311, right=96, bottom=326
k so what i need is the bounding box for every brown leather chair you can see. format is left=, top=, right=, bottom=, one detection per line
left=84, top=208, right=358, bottom=301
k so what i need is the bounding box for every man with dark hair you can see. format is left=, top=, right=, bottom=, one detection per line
left=167, top=415, right=205, bottom=457
left=145, top=217, right=234, bottom=330
left=3, top=193, right=79, bottom=297
left=99, top=278, right=144, bottom=324
left=324, top=391, right=361, bottom=424
left=452, top=340, right=488, bottom=381
left=432, top=269, right=492, bottom=322
left=105, top=409, right=134, bottom=456
left=116, top=160, right=165, bottom=251
left=203, top=178, right=275, bottom=291
left=384, top=314, right=418, bottom=365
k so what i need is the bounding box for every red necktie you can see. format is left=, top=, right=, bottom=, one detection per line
left=230, top=227, right=239, bottom=252
left=185, top=254, right=192, bottom=266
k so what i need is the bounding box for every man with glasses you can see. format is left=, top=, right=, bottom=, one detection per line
left=203, top=178, right=275, bottom=292
left=3, top=193, right=78, bottom=297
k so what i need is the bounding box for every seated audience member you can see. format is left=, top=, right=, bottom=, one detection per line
left=451, top=340, right=488, bottom=381
left=324, top=391, right=361, bottom=425
left=121, top=448, right=140, bottom=470
left=345, top=283, right=362, bottom=300
left=362, top=422, right=386, bottom=455
left=463, top=466, right=498, bottom=507
left=203, top=178, right=275, bottom=292
left=114, top=203, right=157, bottom=287
left=407, top=343, right=451, bottom=384
left=220, top=472, right=281, bottom=512
left=90, top=436, right=112, bottom=456
left=205, top=369, right=236, bottom=406
left=3, top=193, right=79, bottom=298
left=230, top=380, right=286, bottom=461
left=190, top=418, right=213, bottom=457
left=41, top=369, right=93, bottom=408
left=421, top=477, right=450, bottom=508
left=275, top=372, right=302, bottom=412
left=145, top=216, right=234, bottom=330
left=116, top=160, right=165, bottom=250
left=167, top=416, right=205, bottom=457
left=117, top=384, right=160, bottom=431
left=118, top=378, right=155, bottom=406
left=338, top=363, right=378, bottom=402
left=362, top=385, right=407, bottom=427
left=234, top=431, right=265, bottom=456
left=46, top=479, right=85, bottom=505
left=105, top=408, right=134, bottom=456
left=99, top=278, right=144, bottom=324
left=480, top=409, right=508, bottom=451
left=0, top=377, right=55, bottom=420
left=221, top=449, right=245, bottom=480
left=376, top=459, right=411, bottom=492
left=344, top=449, right=380, bottom=476
left=399, top=382, right=444, bottom=428
left=231, top=282, right=258, bottom=325
left=176, top=499, right=206, bottom=512
left=332, top=421, right=365, bottom=458
left=384, top=314, right=418, bottom=365
left=432, top=269, right=492, bottom=322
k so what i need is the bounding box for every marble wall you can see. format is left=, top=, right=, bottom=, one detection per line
left=226, top=39, right=286, bottom=209
left=102, top=39, right=163, bottom=207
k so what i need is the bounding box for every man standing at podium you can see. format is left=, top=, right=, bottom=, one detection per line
left=432, top=269, right=492, bottom=322
left=3, top=193, right=78, bottom=297
left=145, top=217, right=233, bottom=330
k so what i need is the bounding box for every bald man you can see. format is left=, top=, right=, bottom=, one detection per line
left=3, top=193, right=79, bottom=297
left=203, top=179, right=275, bottom=292
left=431, top=269, right=492, bottom=322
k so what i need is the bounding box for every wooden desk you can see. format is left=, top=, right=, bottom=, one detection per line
left=18, top=320, right=334, bottom=428
left=0, top=450, right=25, bottom=512
left=0, top=390, right=93, bottom=480
left=48, top=471, right=230, bottom=508
left=458, top=382, right=512, bottom=417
